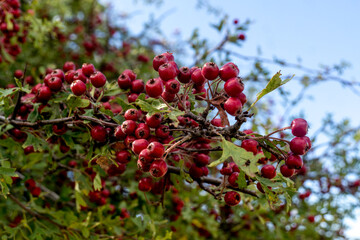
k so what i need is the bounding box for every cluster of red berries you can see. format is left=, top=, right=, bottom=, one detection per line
left=24, top=179, right=41, bottom=197
left=0, top=0, right=25, bottom=62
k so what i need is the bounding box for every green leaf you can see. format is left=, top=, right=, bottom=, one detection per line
left=208, top=135, right=263, bottom=177
left=236, top=171, right=247, bottom=189
left=23, top=133, right=47, bottom=151
left=66, top=95, right=90, bottom=109
left=113, top=97, right=133, bottom=112
left=93, top=173, right=102, bottom=191
left=135, top=97, right=169, bottom=116
left=0, top=167, right=17, bottom=176
left=27, top=103, right=40, bottom=122
left=248, top=71, right=294, bottom=111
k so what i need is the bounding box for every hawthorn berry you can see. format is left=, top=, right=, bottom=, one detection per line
left=131, top=79, right=145, bottom=93
left=132, top=139, right=149, bottom=155
left=191, top=68, right=206, bottom=86
left=224, top=77, right=244, bottom=97
left=117, top=74, right=132, bottom=89
left=241, top=139, right=258, bottom=155
left=291, top=118, right=308, bottom=137
left=135, top=123, right=150, bottom=139
left=146, top=113, right=162, bottom=128
left=150, top=159, right=168, bottom=178
left=224, top=191, right=241, bottom=206
left=228, top=172, right=239, bottom=187
left=90, top=71, right=107, bottom=88
left=52, top=123, right=67, bottom=135
left=82, top=63, right=96, bottom=77
left=224, top=97, right=242, bottom=116
left=115, top=150, right=132, bottom=164
left=153, top=54, right=169, bottom=71
left=219, top=62, right=239, bottom=81
left=177, top=66, right=191, bottom=83
left=286, top=154, right=303, bottom=169
left=280, top=164, right=295, bottom=177
left=91, top=125, right=107, bottom=143
left=70, top=80, right=86, bottom=96
left=121, top=120, right=137, bottom=135
left=201, top=62, right=219, bottom=80
left=261, top=165, right=276, bottom=179
left=158, top=62, right=177, bottom=81
left=146, top=78, right=163, bottom=98
left=165, top=79, right=181, bottom=94
left=290, top=137, right=309, bottom=155
left=147, top=142, right=165, bottom=158
left=138, top=177, right=153, bottom=192
left=193, top=153, right=210, bottom=167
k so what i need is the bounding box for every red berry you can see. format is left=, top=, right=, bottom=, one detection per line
left=193, top=153, right=210, bottom=167
left=65, top=70, right=75, bottom=84
left=224, top=191, right=241, bottom=206
left=139, top=149, right=153, bottom=164
left=224, top=77, right=244, bottom=97
left=261, top=165, right=276, bottom=179
left=52, top=123, right=67, bottom=135
left=70, top=79, right=87, bottom=96
left=161, top=91, right=176, bottom=102
left=90, top=71, right=106, bottom=88
left=14, top=69, right=23, bottom=79
left=91, top=126, right=107, bottom=142
left=121, top=120, right=137, bottom=135
left=189, top=164, right=203, bottom=179
left=36, top=85, right=52, bottom=102
left=63, top=61, right=76, bottom=72
left=191, top=68, right=206, bottom=86
left=155, top=125, right=169, bottom=139
left=25, top=179, right=36, bottom=190
left=165, top=79, right=181, bottom=94
left=228, top=172, right=239, bottom=187
left=73, top=69, right=87, bottom=83
left=128, top=93, right=139, bottom=103
left=224, top=97, right=242, bottom=116
left=132, top=139, right=149, bottom=155
left=82, top=63, right=96, bottom=77
left=158, top=62, right=177, bottom=81
left=122, top=69, right=136, bottom=81
left=162, top=52, right=174, bottom=61
left=146, top=113, right=162, bottom=128
left=117, top=74, right=132, bottom=89
left=138, top=177, right=153, bottom=192
left=115, top=150, right=131, bottom=164
left=238, top=34, right=246, bottom=40
left=307, top=215, right=315, bottom=223
left=150, top=159, right=168, bottom=178
left=291, top=118, right=308, bottom=137
left=146, top=78, right=163, bottom=98
left=153, top=54, right=169, bottom=71
left=290, top=137, right=309, bottom=155
left=114, top=126, right=126, bottom=140
left=131, top=79, right=145, bottom=93
left=51, top=69, right=65, bottom=81
left=219, top=62, right=239, bottom=81
left=124, top=109, right=139, bottom=121
left=280, top=164, right=295, bottom=177
left=177, top=66, right=191, bottom=83
left=238, top=92, right=247, bottom=105
left=286, top=154, right=303, bottom=169
left=24, top=145, right=34, bottom=155
left=47, top=77, right=63, bottom=92
left=68, top=160, right=77, bottom=168
left=31, top=187, right=41, bottom=197
left=147, top=142, right=165, bottom=158
left=135, top=123, right=150, bottom=139
left=201, top=62, right=219, bottom=80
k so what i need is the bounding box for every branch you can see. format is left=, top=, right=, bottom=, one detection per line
left=167, top=165, right=258, bottom=198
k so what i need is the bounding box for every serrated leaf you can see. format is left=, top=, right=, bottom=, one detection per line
left=113, top=97, right=133, bottom=112
left=208, top=135, right=263, bottom=177
left=27, top=104, right=40, bottom=122
left=23, top=133, right=46, bottom=151
left=236, top=171, right=247, bottom=188
left=135, top=97, right=168, bottom=116
left=66, top=95, right=90, bottom=109
left=93, top=173, right=102, bottom=191
left=0, top=167, right=16, bottom=176
left=248, top=71, right=294, bottom=111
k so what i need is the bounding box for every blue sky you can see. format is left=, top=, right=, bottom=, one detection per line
left=103, top=0, right=360, bottom=237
